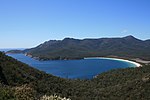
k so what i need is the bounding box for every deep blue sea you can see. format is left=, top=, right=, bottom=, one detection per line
left=6, top=53, right=136, bottom=79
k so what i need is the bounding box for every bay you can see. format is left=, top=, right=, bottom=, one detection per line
left=7, top=53, right=136, bottom=79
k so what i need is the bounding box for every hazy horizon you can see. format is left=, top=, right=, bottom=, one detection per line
left=0, top=0, right=150, bottom=48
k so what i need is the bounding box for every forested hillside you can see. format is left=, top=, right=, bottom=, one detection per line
left=22, top=35, right=150, bottom=60
left=0, top=52, right=150, bottom=100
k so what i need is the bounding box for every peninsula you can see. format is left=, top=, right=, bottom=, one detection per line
left=6, top=35, right=150, bottom=61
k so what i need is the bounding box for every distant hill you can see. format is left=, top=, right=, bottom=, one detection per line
left=1, top=51, right=150, bottom=99
left=23, top=35, right=150, bottom=60
left=6, top=50, right=23, bottom=54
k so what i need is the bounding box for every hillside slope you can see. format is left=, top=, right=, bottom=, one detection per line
left=0, top=52, right=150, bottom=99
left=24, top=35, right=150, bottom=60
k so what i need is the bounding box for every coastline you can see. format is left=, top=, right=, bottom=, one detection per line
left=132, top=58, right=150, bottom=64
left=84, top=57, right=142, bottom=67
left=8, top=52, right=142, bottom=67
left=25, top=53, right=142, bottom=67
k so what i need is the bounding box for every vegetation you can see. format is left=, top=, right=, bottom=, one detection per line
left=6, top=50, right=23, bottom=54
left=21, top=35, right=150, bottom=60
left=1, top=52, right=150, bottom=99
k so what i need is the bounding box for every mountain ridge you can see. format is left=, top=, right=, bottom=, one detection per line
left=6, top=35, right=150, bottom=60
left=23, top=35, right=150, bottom=60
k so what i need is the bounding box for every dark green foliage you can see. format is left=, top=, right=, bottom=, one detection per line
left=0, top=65, right=8, bottom=85
left=24, top=35, right=150, bottom=60
left=0, top=84, right=15, bottom=100
left=0, top=52, right=150, bottom=99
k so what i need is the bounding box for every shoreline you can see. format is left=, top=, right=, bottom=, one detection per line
left=132, top=58, right=150, bottom=64
left=25, top=53, right=142, bottom=67
left=8, top=52, right=142, bottom=67
left=84, top=57, right=142, bottom=67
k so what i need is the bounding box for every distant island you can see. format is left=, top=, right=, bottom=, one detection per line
left=6, top=35, right=150, bottom=61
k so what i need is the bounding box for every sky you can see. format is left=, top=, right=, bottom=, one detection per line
left=0, top=0, right=150, bottom=48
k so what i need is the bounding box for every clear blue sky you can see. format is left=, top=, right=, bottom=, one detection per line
left=0, top=0, right=150, bottom=48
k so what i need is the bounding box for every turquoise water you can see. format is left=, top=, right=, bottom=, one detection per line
left=7, top=54, right=136, bottom=79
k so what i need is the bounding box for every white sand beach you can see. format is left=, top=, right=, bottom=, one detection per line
left=132, top=58, right=150, bottom=64
left=84, top=57, right=142, bottom=67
